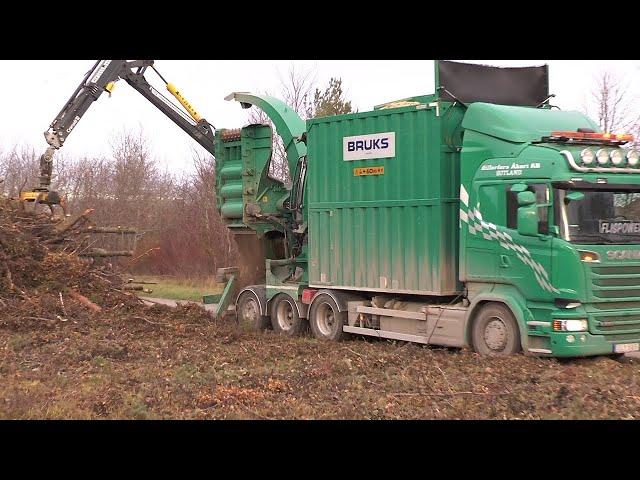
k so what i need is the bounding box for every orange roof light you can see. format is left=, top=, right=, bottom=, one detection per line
left=549, top=131, right=634, bottom=143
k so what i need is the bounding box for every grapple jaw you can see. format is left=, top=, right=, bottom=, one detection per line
left=19, top=189, right=68, bottom=216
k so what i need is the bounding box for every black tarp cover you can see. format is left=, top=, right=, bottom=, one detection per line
left=437, top=60, right=549, bottom=107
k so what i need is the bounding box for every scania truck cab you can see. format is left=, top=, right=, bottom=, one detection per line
left=459, top=104, right=640, bottom=356
left=216, top=60, right=640, bottom=357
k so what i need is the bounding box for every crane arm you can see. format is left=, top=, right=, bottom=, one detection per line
left=121, top=64, right=215, bottom=156
left=30, top=60, right=215, bottom=204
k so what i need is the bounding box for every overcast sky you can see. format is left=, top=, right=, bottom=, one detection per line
left=2, top=60, right=640, bottom=172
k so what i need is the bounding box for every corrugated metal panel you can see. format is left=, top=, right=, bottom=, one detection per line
left=306, top=104, right=461, bottom=295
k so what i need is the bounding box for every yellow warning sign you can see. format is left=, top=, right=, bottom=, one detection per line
left=354, top=166, right=384, bottom=176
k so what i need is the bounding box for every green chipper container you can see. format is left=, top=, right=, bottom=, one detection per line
left=306, top=99, right=464, bottom=296
left=219, top=61, right=640, bottom=358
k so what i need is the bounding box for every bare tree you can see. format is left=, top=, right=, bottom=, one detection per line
left=0, top=145, right=40, bottom=197
left=585, top=71, right=639, bottom=138
left=247, top=64, right=317, bottom=184
left=277, top=64, right=317, bottom=116
left=131, top=149, right=237, bottom=276
left=0, top=130, right=241, bottom=278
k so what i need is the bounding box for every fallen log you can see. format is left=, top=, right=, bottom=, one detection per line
left=79, top=249, right=134, bottom=257
left=53, top=208, right=95, bottom=235
left=122, top=284, right=154, bottom=294
left=83, top=226, right=137, bottom=234
left=126, top=247, right=160, bottom=268
left=68, top=289, right=102, bottom=313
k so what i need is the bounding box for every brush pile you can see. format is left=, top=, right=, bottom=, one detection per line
left=0, top=198, right=155, bottom=323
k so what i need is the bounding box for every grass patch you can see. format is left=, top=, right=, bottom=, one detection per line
left=126, top=396, right=151, bottom=420
left=134, top=275, right=223, bottom=301
left=8, top=334, right=31, bottom=351
left=92, top=356, right=107, bottom=368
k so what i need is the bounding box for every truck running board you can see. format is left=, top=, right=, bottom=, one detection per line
left=343, top=325, right=432, bottom=345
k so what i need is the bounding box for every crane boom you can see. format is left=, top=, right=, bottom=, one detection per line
left=25, top=60, right=215, bottom=208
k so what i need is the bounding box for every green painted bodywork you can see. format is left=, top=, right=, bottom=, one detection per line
left=215, top=83, right=640, bottom=357
left=205, top=273, right=236, bottom=316
left=202, top=293, right=222, bottom=304
left=305, top=98, right=464, bottom=295
left=461, top=103, right=599, bottom=143
left=215, top=124, right=288, bottom=235
left=216, top=94, right=309, bottom=304
left=458, top=103, right=640, bottom=356
left=216, top=93, right=307, bottom=235
left=224, top=92, right=307, bottom=179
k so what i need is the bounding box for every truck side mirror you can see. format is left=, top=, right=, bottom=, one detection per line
left=517, top=191, right=536, bottom=206
left=511, top=183, right=528, bottom=193
left=565, top=191, right=584, bottom=203
left=517, top=191, right=539, bottom=236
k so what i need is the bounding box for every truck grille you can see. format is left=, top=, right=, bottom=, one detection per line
left=589, top=265, right=640, bottom=336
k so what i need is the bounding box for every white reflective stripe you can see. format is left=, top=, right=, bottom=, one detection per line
left=460, top=184, right=469, bottom=207
left=459, top=203, right=559, bottom=293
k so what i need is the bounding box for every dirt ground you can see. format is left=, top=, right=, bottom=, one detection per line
left=1, top=304, right=640, bottom=419
left=2, top=200, right=640, bottom=420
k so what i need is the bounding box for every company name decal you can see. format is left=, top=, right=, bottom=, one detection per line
left=600, top=221, right=640, bottom=234
left=481, top=162, right=541, bottom=177
left=607, top=250, right=640, bottom=260
left=343, top=132, right=395, bottom=161
left=66, top=116, right=81, bottom=134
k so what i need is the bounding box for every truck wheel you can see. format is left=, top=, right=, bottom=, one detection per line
left=471, top=303, right=521, bottom=356
left=270, top=294, right=306, bottom=336
left=309, top=294, right=347, bottom=341
left=236, top=291, right=270, bottom=331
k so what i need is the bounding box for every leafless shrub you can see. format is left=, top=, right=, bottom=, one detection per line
left=0, top=130, right=237, bottom=278
left=584, top=71, right=640, bottom=148
left=247, top=64, right=317, bottom=184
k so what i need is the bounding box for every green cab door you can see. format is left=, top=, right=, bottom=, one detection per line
left=464, top=182, right=501, bottom=281
left=500, top=181, right=557, bottom=300
left=461, top=180, right=556, bottom=299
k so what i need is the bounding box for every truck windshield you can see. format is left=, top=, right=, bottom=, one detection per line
left=555, top=188, right=640, bottom=244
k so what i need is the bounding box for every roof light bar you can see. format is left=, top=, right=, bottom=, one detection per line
left=561, top=150, right=640, bottom=174
left=546, top=130, right=634, bottom=144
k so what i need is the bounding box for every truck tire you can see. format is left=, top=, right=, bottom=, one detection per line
left=270, top=294, right=306, bottom=336
left=236, top=290, right=270, bottom=331
left=309, top=294, right=348, bottom=342
left=471, top=303, right=522, bottom=356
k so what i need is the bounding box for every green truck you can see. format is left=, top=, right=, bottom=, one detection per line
left=214, top=60, right=640, bottom=357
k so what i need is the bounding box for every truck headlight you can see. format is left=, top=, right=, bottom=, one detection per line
left=581, top=148, right=595, bottom=165
left=627, top=150, right=639, bottom=167
left=553, top=319, right=588, bottom=332
left=596, top=148, right=609, bottom=165
left=610, top=149, right=624, bottom=166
